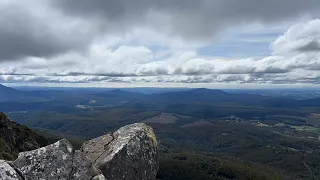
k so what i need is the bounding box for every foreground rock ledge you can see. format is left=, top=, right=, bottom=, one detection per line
left=0, top=123, right=158, bottom=180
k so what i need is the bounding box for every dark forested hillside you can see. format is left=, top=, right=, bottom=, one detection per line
left=153, top=122, right=320, bottom=179
left=157, top=152, right=286, bottom=180
left=0, top=112, right=52, bottom=160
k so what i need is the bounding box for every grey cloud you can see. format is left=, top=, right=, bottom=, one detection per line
left=136, top=67, right=169, bottom=76
left=0, top=75, right=47, bottom=83
left=272, top=20, right=320, bottom=55
left=253, top=66, right=290, bottom=74
left=53, top=72, right=138, bottom=77
left=296, top=40, right=320, bottom=52
left=0, top=73, right=34, bottom=76
left=131, top=73, right=320, bottom=84
left=0, top=31, right=69, bottom=62
left=52, top=0, right=320, bottom=41
left=1, top=3, right=320, bottom=86
left=2, top=0, right=320, bottom=62
left=0, top=2, right=97, bottom=62
left=2, top=71, right=320, bottom=84
left=0, top=17, right=70, bottom=61
left=217, top=65, right=255, bottom=74
left=0, top=75, right=129, bottom=84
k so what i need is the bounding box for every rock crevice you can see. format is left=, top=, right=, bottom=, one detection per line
left=7, top=163, right=25, bottom=180
left=0, top=123, right=158, bottom=180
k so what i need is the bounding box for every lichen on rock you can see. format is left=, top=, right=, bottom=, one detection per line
left=82, top=123, right=158, bottom=180
left=144, top=125, right=157, bottom=147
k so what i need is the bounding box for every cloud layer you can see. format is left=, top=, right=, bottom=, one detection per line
left=0, top=0, right=320, bottom=86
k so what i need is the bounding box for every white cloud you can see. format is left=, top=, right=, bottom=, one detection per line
left=1, top=12, right=320, bottom=86
left=272, top=19, right=320, bottom=54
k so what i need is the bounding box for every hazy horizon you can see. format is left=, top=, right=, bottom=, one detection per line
left=3, top=82, right=320, bottom=90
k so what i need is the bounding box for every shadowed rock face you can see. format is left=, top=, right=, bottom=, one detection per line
left=0, top=123, right=158, bottom=180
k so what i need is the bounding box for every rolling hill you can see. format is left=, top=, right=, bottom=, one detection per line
left=0, top=84, right=23, bottom=102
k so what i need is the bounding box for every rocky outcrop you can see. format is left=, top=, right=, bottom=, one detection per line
left=0, top=123, right=158, bottom=180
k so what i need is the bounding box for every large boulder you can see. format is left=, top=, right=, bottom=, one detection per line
left=81, top=123, right=158, bottom=180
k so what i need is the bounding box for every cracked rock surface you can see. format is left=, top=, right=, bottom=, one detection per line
left=0, top=160, right=23, bottom=180
left=0, top=123, right=158, bottom=180
left=82, top=123, right=158, bottom=180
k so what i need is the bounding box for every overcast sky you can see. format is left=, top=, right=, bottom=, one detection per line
left=1, top=0, right=320, bottom=87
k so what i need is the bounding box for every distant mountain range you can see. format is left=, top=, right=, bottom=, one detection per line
left=0, top=84, right=319, bottom=110
left=89, top=87, right=320, bottom=108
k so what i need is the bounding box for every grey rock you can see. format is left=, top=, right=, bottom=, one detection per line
left=10, top=139, right=101, bottom=180
left=0, top=123, right=158, bottom=180
left=11, top=139, right=74, bottom=180
left=82, top=134, right=114, bottom=162
left=71, top=150, right=101, bottom=180
left=0, top=160, right=23, bottom=180
left=91, top=174, right=107, bottom=180
left=82, top=123, right=158, bottom=180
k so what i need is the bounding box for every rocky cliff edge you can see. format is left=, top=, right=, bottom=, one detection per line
left=0, top=123, right=158, bottom=180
